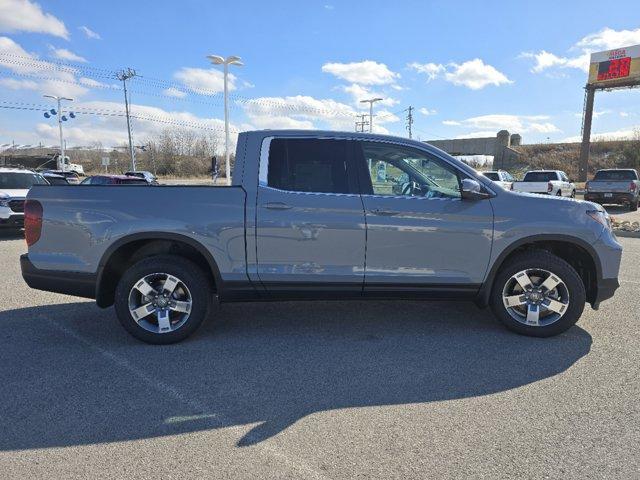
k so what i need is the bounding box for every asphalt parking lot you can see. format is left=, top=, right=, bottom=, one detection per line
left=0, top=231, right=638, bottom=479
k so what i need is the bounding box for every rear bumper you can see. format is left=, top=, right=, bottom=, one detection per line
left=21, top=254, right=96, bottom=299
left=0, top=214, right=24, bottom=228
left=584, top=192, right=637, bottom=205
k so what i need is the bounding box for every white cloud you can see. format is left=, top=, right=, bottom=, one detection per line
left=522, top=27, right=640, bottom=74
left=444, top=59, right=512, bottom=90
left=33, top=100, right=231, bottom=147
left=409, top=58, right=511, bottom=90
left=173, top=67, right=236, bottom=94
left=163, top=87, right=187, bottom=98
left=408, top=62, right=445, bottom=81
left=48, top=45, right=87, bottom=62
left=79, top=77, right=110, bottom=88
left=78, top=25, right=101, bottom=40
left=418, top=107, right=436, bottom=116
left=0, top=36, right=89, bottom=98
left=342, top=83, right=398, bottom=107
left=0, top=0, right=68, bottom=38
left=324, top=4, right=334, bottom=10
left=241, top=94, right=399, bottom=134
left=322, top=60, right=400, bottom=86
left=443, top=114, right=560, bottom=135
left=0, top=77, right=38, bottom=90
left=561, top=125, right=640, bottom=143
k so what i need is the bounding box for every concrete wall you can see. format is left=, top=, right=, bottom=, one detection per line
left=427, top=137, right=497, bottom=156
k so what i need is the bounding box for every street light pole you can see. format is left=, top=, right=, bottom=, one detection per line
left=207, top=54, right=243, bottom=186
left=43, top=94, right=73, bottom=166
left=360, top=98, right=383, bottom=133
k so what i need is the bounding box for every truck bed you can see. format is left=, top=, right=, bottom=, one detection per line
left=26, top=185, right=248, bottom=282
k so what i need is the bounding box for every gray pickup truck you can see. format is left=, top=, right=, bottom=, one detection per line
left=585, top=168, right=639, bottom=211
left=21, top=131, right=623, bottom=344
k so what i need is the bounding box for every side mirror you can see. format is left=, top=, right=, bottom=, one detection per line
left=461, top=178, right=491, bottom=200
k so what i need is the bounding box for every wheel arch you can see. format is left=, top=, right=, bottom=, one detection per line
left=95, top=232, right=223, bottom=308
left=477, top=234, right=602, bottom=308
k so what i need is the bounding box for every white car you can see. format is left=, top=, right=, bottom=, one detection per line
left=512, top=170, right=576, bottom=197
left=481, top=170, right=515, bottom=190
left=0, top=168, right=48, bottom=229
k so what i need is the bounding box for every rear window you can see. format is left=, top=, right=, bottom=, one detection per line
left=44, top=176, right=68, bottom=185
left=523, top=172, right=557, bottom=182
left=0, top=172, right=48, bottom=189
left=266, top=138, right=350, bottom=194
left=482, top=172, right=499, bottom=181
left=593, top=170, right=638, bottom=181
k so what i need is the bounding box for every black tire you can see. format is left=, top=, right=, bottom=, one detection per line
left=114, top=254, right=212, bottom=344
left=570, top=190, right=576, bottom=199
left=489, top=250, right=586, bottom=337
left=630, top=200, right=638, bottom=212
left=556, top=190, right=562, bottom=196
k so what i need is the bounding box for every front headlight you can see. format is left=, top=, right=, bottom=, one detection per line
left=587, top=209, right=611, bottom=230
left=0, top=197, right=9, bottom=208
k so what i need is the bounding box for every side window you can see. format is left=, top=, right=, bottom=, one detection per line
left=359, top=141, right=461, bottom=199
left=266, top=138, right=351, bottom=194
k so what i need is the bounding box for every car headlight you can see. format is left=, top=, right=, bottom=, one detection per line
left=0, top=197, right=9, bottom=208
left=587, top=209, right=611, bottom=230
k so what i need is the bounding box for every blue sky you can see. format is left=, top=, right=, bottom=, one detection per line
left=0, top=0, right=639, bottom=150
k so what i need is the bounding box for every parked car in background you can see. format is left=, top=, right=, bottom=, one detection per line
left=81, top=175, right=151, bottom=185
left=512, top=170, right=576, bottom=197
left=584, top=169, right=639, bottom=211
left=40, top=170, right=81, bottom=185
left=0, top=167, right=48, bottom=228
left=481, top=170, right=515, bottom=190
left=41, top=172, right=70, bottom=185
left=21, top=130, right=622, bottom=344
left=125, top=171, right=158, bottom=185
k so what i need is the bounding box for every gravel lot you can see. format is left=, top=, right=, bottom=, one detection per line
left=0, top=231, right=638, bottom=479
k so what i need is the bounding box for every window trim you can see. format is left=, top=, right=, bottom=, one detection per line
left=258, top=136, right=360, bottom=196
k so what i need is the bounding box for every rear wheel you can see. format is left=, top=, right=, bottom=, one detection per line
left=630, top=200, right=638, bottom=212
left=490, top=250, right=585, bottom=337
left=114, top=255, right=212, bottom=344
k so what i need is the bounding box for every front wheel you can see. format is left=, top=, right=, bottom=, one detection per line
left=490, top=250, right=586, bottom=337
left=114, top=255, right=212, bottom=344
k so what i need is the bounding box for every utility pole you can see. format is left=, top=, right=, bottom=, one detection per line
left=43, top=94, right=73, bottom=169
left=116, top=68, right=137, bottom=171
left=405, top=106, right=414, bottom=139
left=360, top=98, right=383, bottom=133
left=355, top=114, right=369, bottom=132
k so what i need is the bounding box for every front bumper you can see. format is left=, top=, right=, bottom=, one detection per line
left=21, top=254, right=97, bottom=299
left=584, top=192, right=637, bottom=205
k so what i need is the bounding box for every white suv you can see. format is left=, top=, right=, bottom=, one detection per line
left=0, top=168, right=48, bottom=228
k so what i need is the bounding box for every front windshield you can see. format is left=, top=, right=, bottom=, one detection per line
left=0, top=172, right=48, bottom=189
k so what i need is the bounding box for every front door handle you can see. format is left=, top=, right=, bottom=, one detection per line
left=370, top=208, right=398, bottom=216
left=263, top=202, right=293, bottom=210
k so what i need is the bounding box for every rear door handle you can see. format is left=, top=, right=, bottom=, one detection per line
left=370, top=208, right=398, bottom=216
left=263, top=202, right=293, bottom=210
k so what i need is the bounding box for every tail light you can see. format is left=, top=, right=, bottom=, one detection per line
left=630, top=182, right=637, bottom=192
left=547, top=182, right=553, bottom=193
left=24, top=200, right=43, bottom=246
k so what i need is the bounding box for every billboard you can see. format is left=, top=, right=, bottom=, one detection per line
left=588, top=44, right=640, bottom=87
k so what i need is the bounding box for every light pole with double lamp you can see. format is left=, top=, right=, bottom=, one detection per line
left=207, top=54, right=243, bottom=186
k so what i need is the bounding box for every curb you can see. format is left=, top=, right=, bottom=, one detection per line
left=614, top=230, right=640, bottom=239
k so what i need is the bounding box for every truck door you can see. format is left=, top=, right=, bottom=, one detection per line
left=255, top=138, right=366, bottom=296
left=354, top=140, right=494, bottom=296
